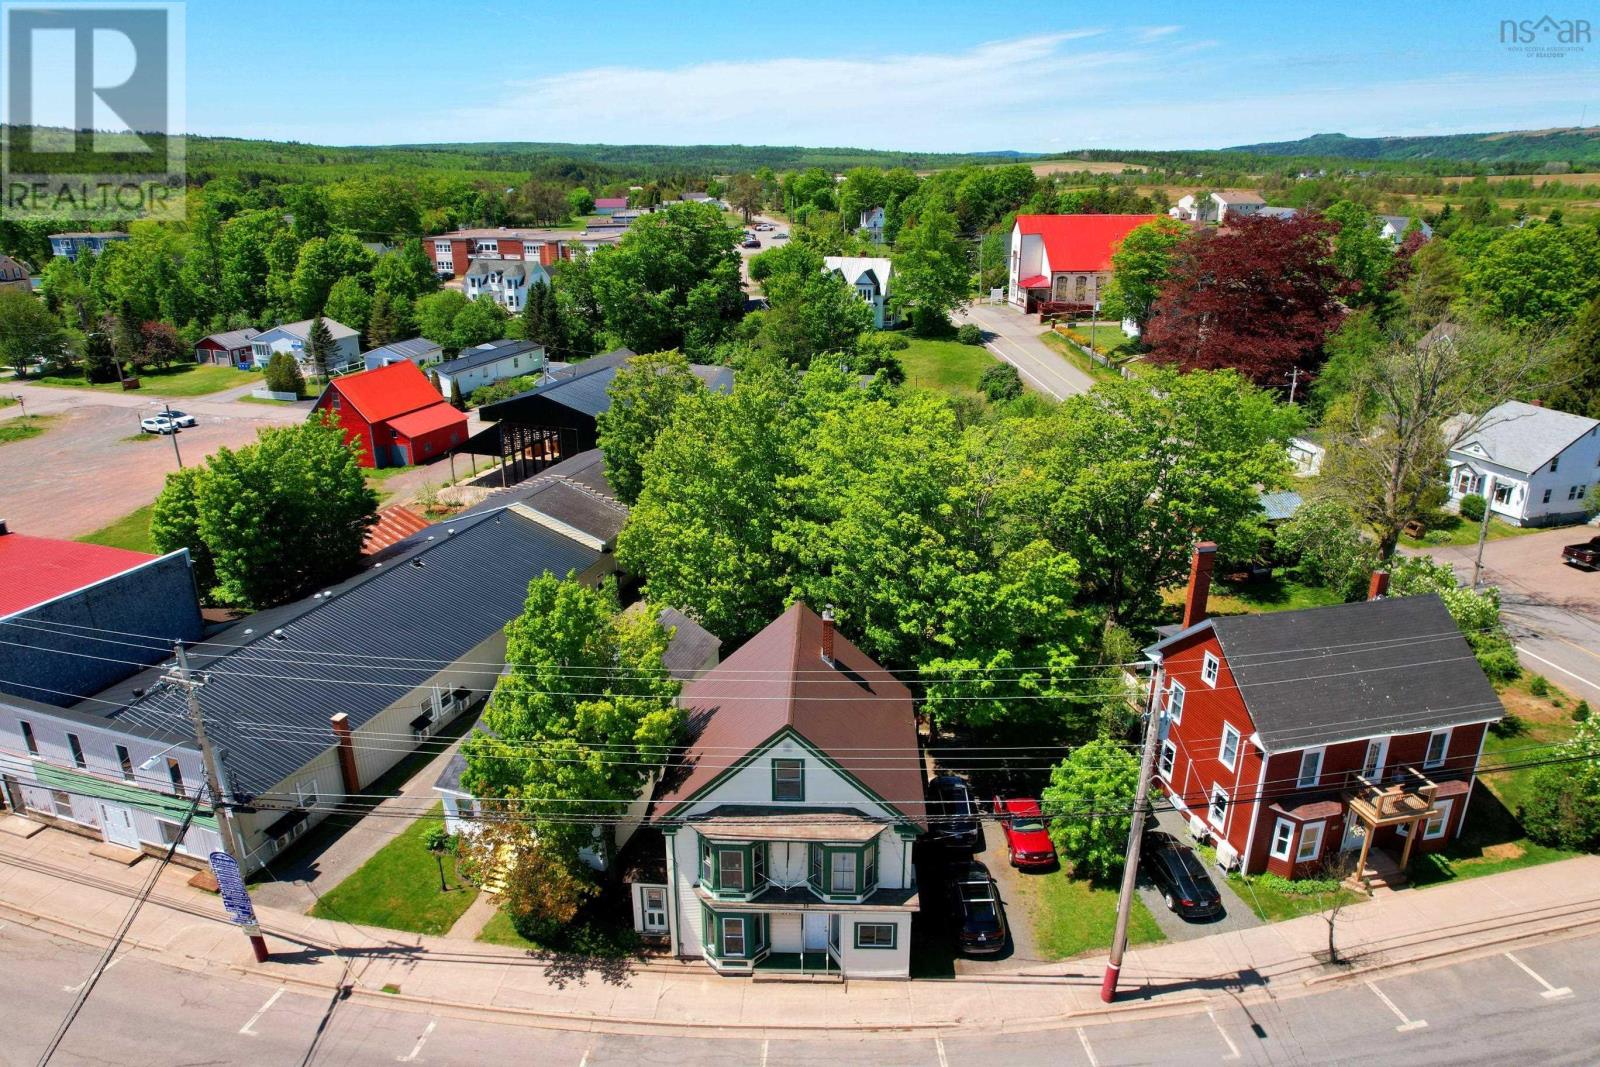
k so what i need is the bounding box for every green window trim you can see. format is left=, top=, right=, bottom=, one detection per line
left=853, top=922, right=898, bottom=950
left=698, top=838, right=768, bottom=899
left=806, top=839, right=880, bottom=900
left=700, top=905, right=769, bottom=960
left=771, top=757, right=805, bottom=802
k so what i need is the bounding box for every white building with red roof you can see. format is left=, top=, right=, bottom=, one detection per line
left=1007, top=213, right=1159, bottom=311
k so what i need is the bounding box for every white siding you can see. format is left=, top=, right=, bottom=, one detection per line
left=836, top=912, right=913, bottom=978
left=671, top=829, right=705, bottom=958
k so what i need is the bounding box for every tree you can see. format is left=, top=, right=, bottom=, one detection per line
left=263, top=351, right=305, bottom=397
left=365, top=289, right=404, bottom=349
left=1041, top=740, right=1140, bottom=882
left=565, top=186, right=595, bottom=217
left=112, top=298, right=143, bottom=372
left=521, top=278, right=561, bottom=350
left=1015, top=369, right=1301, bottom=623
left=1547, top=294, right=1600, bottom=419
left=1144, top=215, right=1346, bottom=387
left=139, top=321, right=184, bottom=370
left=304, top=315, right=338, bottom=379
left=1325, top=200, right=1399, bottom=311
left=1098, top=217, right=1187, bottom=331
left=449, top=297, right=510, bottom=350
left=891, top=205, right=968, bottom=334
left=415, top=289, right=470, bottom=347
left=82, top=323, right=119, bottom=384
left=290, top=233, right=375, bottom=319
left=371, top=239, right=439, bottom=303
left=151, top=416, right=378, bottom=607
left=449, top=378, right=463, bottom=409
left=729, top=174, right=764, bottom=222
left=148, top=467, right=217, bottom=595
left=1319, top=317, right=1556, bottom=558
left=978, top=362, right=1022, bottom=401
left=1387, top=555, right=1521, bottom=681
left=1274, top=498, right=1380, bottom=601
left=749, top=244, right=872, bottom=366
left=461, top=577, right=683, bottom=875
left=1464, top=222, right=1600, bottom=328
left=596, top=350, right=705, bottom=506
left=423, top=826, right=455, bottom=892
left=0, top=289, right=68, bottom=377
left=1520, top=719, right=1600, bottom=852
left=323, top=276, right=372, bottom=340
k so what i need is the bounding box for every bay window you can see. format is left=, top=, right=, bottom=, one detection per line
left=807, top=840, right=880, bottom=899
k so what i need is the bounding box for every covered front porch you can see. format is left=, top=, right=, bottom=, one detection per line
left=1340, top=768, right=1453, bottom=889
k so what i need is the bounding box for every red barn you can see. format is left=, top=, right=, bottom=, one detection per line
left=1148, top=545, right=1503, bottom=884
left=311, top=362, right=466, bottom=469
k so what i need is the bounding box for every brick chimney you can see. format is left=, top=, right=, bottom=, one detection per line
left=820, top=606, right=836, bottom=666
left=1368, top=570, right=1390, bottom=601
left=1182, top=542, right=1218, bottom=629
left=331, top=713, right=360, bottom=794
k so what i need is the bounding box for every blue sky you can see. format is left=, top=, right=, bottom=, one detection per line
left=183, top=0, right=1598, bottom=151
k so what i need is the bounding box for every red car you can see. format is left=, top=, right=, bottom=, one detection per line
left=994, top=797, right=1057, bottom=868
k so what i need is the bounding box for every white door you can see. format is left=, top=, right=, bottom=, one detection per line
left=802, top=912, right=829, bottom=951
left=100, top=803, right=139, bottom=849
left=641, top=887, right=668, bottom=933
left=1341, top=809, right=1365, bottom=852
left=1360, top=738, right=1388, bottom=781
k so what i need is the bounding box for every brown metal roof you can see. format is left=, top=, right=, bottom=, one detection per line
left=653, top=602, right=925, bottom=827
left=691, top=806, right=883, bottom=843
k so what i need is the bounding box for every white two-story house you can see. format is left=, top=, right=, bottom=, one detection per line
left=633, top=602, right=925, bottom=979
left=1447, top=400, right=1600, bottom=526
left=823, top=256, right=894, bottom=329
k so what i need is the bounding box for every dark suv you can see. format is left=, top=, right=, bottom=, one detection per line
left=950, top=860, right=1008, bottom=954
left=927, top=775, right=980, bottom=848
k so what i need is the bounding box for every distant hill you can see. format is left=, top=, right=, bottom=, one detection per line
left=1226, top=129, right=1600, bottom=165
left=376, top=141, right=1036, bottom=173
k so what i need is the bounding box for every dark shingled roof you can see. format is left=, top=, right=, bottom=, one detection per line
left=479, top=348, right=733, bottom=422
left=1189, top=595, right=1502, bottom=753
left=89, top=508, right=603, bottom=797
left=652, top=603, right=926, bottom=827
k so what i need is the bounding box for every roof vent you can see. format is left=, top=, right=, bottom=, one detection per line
left=242, top=628, right=253, bottom=636
left=271, top=629, right=287, bottom=641
left=412, top=559, right=426, bottom=569
left=131, top=687, right=145, bottom=698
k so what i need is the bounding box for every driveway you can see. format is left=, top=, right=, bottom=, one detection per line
left=954, top=300, right=1096, bottom=399
left=1139, top=808, right=1262, bottom=941
left=1409, top=525, right=1600, bottom=703
left=0, top=392, right=301, bottom=539
left=950, top=823, right=1047, bottom=973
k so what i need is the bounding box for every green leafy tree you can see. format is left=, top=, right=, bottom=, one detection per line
left=1099, top=216, right=1187, bottom=330
left=151, top=417, right=377, bottom=607
left=521, top=278, right=561, bottom=350
left=1547, top=294, right=1600, bottom=419
left=148, top=466, right=217, bottom=596
left=978, top=362, right=1022, bottom=401
left=449, top=297, right=510, bottom=350
left=82, top=323, right=119, bottom=383
left=0, top=289, right=69, bottom=377
left=371, top=239, right=440, bottom=303
left=290, top=233, right=375, bottom=319
left=1041, top=740, right=1140, bottom=882
left=1325, top=200, right=1398, bottom=310
left=1520, top=719, right=1600, bottom=852
left=323, top=276, right=372, bottom=340
left=263, top=351, right=305, bottom=397
left=304, top=314, right=338, bottom=379
left=891, top=205, right=968, bottom=334
left=565, top=186, right=595, bottom=217
left=415, top=289, right=470, bottom=348
left=597, top=350, right=705, bottom=506
left=1464, top=222, right=1600, bottom=327
left=1274, top=498, right=1380, bottom=601
left=751, top=246, right=872, bottom=366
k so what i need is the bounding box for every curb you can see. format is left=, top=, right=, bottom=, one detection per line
left=1302, top=910, right=1600, bottom=989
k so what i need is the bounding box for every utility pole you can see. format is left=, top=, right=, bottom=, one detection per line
left=1287, top=367, right=1302, bottom=405
left=161, top=402, right=183, bottom=468
left=1102, top=660, right=1166, bottom=1003
left=169, top=643, right=269, bottom=962
left=1471, top=473, right=1497, bottom=588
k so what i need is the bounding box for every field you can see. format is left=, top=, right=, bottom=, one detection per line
left=899, top=337, right=1000, bottom=396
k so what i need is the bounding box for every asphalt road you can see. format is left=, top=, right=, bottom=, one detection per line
left=953, top=301, right=1096, bottom=399
left=7, top=920, right=1600, bottom=1065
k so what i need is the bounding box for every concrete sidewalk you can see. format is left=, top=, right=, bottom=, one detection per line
left=1, top=821, right=1597, bottom=1036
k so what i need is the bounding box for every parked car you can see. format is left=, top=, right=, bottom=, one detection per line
left=772, top=231, right=789, bottom=241
left=950, top=860, right=1007, bottom=954
left=140, top=416, right=176, bottom=434
left=1141, top=830, right=1224, bottom=920
left=1562, top=535, right=1600, bottom=570
left=756, top=223, right=774, bottom=231
left=161, top=409, right=197, bottom=427
left=927, top=775, right=980, bottom=848
left=994, top=797, right=1057, bottom=868
left=741, top=237, right=761, bottom=249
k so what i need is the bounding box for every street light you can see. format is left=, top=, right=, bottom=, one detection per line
left=138, top=739, right=189, bottom=772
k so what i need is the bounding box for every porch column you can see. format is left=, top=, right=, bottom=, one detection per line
left=1398, top=820, right=1419, bottom=870
left=1355, top=821, right=1375, bottom=882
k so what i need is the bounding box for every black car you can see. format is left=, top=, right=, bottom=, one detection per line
left=927, top=775, right=980, bottom=848
left=1141, top=831, right=1224, bottom=920
left=950, top=860, right=1008, bottom=954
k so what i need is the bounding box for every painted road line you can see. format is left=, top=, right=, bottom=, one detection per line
left=1367, top=980, right=1428, bottom=1032
left=397, top=1019, right=436, bottom=1063
left=239, top=987, right=285, bottom=1035
left=935, top=1034, right=949, bottom=1067
left=1505, top=951, right=1574, bottom=999
left=1515, top=645, right=1600, bottom=693
left=1208, top=1008, right=1242, bottom=1061
left=578, top=1046, right=590, bottom=1067
left=62, top=953, right=122, bottom=992
left=760, top=1039, right=769, bottom=1067
left=1076, top=1027, right=1100, bottom=1067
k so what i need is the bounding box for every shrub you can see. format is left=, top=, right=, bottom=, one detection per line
left=978, top=362, right=1023, bottom=402
left=1274, top=498, right=1380, bottom=601
left=1575, top=700, right=1591, bottom=723
left=956, top=322, right=983, bottom=346
left=263, top=351, right=305, bottom=397
left=1424, top=529, right=1453, bottom=546
left=1529, top=674, right=1550, bottom=697
left=1490, top=712, right=1527, bottom=738
left=1458, top=493, right=1486, bottom=522
left=1042, top=739, right=1140, bottom=882
left=1253, top=871, right=1343, bottom=895
left=1520, top=720, right=1600, bottom=852
left=879, top=332, right=910, bottom=351
left=1473, top=636, right=1523, bottom=683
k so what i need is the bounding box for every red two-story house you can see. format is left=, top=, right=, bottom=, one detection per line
left=311, top=361, right=466, bottom=469
left=1148, top=544, right=1503, bottom=883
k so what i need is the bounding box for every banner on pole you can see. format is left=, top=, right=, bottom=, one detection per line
left=208, top=850, right=258, bottom=927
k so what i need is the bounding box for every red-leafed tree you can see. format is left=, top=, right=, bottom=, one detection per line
left=1144, top=215, right=1348, bottom=387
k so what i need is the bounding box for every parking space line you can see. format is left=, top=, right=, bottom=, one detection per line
left=1505, top=951, right=1574, bottom=999
left=397, top=1019, right=435, bottom=1063
left=1366, top=980, right=1428, bottom=1032
left=936, top=1034, right=949, bottom=1067
left=1076, top=1027, right=1100, bottom=1067
left=760, top=1038, right=769, bottom=1067
left=239, top=987, right=285, bottom=1035
left=578, top=1046, right=590, bottom=1067
left=1208, top=1008, right=1242, bottom=1060
left=62, top=953, right=122, bottom=992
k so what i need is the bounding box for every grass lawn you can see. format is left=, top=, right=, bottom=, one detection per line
left=77, top=503, right=158, bottom=553
left=477, top=909, right=539, bottom=949
left=33, top=362, right=256, bottom=397
left=236, top=393, right=303, bottom=406
left=0, top=414, right=58, bottom=445
left=899, top=337, right=999, bottom=396
left=1399, top=513, right=1552, bottom=549
left=1162, top=571, right=1345, bottom=623
left=0, top=394, right=15, bottom=408
left=1227, top=873, right=1363, bottom=922
left=1020, top=870, right=1164, bottom=959
left=1039, top=330, right=1122, bottom=385
left=309, top=803, right=479, bottom=935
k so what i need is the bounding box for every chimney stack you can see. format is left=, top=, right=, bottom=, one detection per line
left=820, top=606, right=836, bottom=666
left=1368, top=570, right=1390, bottom=601
left=331, top=713, right=360, bottom=794
left=1182, top=542, right=1218, bottom=629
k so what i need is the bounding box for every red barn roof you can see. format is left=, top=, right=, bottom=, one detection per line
left=0, top=531, right=156, bottom=617
left=327, top=362, right=445, bottom=423
left=1015, top=214, right=1159, bottom=273
left=388, top=403, right=466, bottom=440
